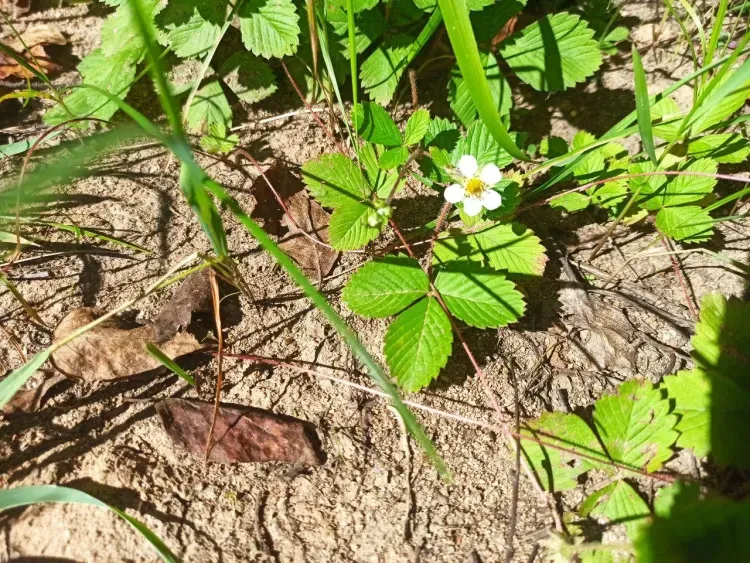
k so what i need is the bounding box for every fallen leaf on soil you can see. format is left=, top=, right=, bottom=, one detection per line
left=0, top=26, right=66, bottom=80
left=1, top=371, right=66, bottom=415
left=155, top=398, right=324, bottom=465
left=559, top=262, right=636, bottom=370
left=250, top=161, right=304, bottom=236
left=51, top=271, right=212, bottom=381
left=279, top=191, right=338, bottom=282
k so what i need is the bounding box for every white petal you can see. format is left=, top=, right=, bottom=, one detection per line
left=481, top=189, right=502, bottom=211
left=479, top=164, right=502, bottom=186
left=444, top=184, right=466, bottom=203
left=457, top=155, right=478, bottom=178
left=463, top=197, right=483, bottom=217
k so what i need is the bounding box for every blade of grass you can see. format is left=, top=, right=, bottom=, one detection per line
left=0, top=485, right=177, bottom=563
left=437, top=0, right=527, bottom=161
left=203, top=178, right=448, bottom=478
left=345, top=0, right=359, bottom=155
left=704, top=0, right=728, bottom=73
left=632, top=45, right=658, bottom=166
left=145, top=343, right=196, bottom=386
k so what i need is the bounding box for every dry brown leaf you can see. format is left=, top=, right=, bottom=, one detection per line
left=155, top=398, right=324, bottom=465
left=50, top=271, right=211, bottom=381
left=250, top=161, right=304, bottom=236
left=279, top=191, right=338, bottom=282
left=1, top=371, right=66, bottom=416
left=0, top=26, right=66, bottom=80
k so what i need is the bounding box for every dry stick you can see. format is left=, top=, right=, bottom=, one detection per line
left=280, top=60, right=350, bottom=157
left=385, top=150, right=423, bottom=205
left=222, top=352, right=680, bottom=485
left=426, top=202, right=452, bottom=277
left=204, top=269, right=225, bottom=463
left=661, top=236, right=698, bottom=319
left=503, top=369, right=522, bottom=563
left=386, top=219, right=567, bottom=532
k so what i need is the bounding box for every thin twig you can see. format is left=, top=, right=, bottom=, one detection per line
left=661, top=237, right=698, bottom=319
left=204, top=268, right=225, bottom=463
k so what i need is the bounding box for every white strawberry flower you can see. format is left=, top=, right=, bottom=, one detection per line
left=443, top=155, right=503, bottom=217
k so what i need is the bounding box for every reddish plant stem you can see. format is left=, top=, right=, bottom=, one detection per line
left=280, top=60, right=349, bottom=157
left=204, top=269, right=225, bottom=463
left=661, top=236, right=698, bottom=319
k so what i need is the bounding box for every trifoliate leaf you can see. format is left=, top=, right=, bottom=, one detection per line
left=43, top=48, right=136, bottom=125
left=156, top=0, right=227, bottom=59
left=521, top=412, right=606, bottom=491
left=403, top=109, right=430, bottom=146
left=379, top=146, right=410, bottom=170
left=650, top=97, right=682, bottom=142
left=499, top=12, right=602, bottom=92
left=655, top=206, right=714, bottom=243
left=217, top=52, right=277, bottom=104
left=185, top=79, right=232, bottom=135
left=636, top=491, right=750, bottom=562
left=352, top=102, right=402, bottom=147
left=583, top=481, right=650, bottom=541
left=550, top=192, right=590, bottom=212
left=302, top=153, right=370, bottom=208
left=424, top=117, right=460, bottom=152
left=328, top=200, right=381, bottom=250
left=327, top=6, right=385, bottom=57
left=101, top=0, right=163, bottom=65
left=592, top=380, right=678, bottom=472
left=471, top=0, right=527, bottom=44
left=239, top=0, right=300, bottom=59
left=687, top=133, right=750, bottom=164
left=343, top=255, right=429, bottom=318
left=471, top=222, right=547, bottom=276
left=449, top=51, right=512, bottom=127
left=434, top=263, right=525, bottom=328
left=384, top=297, right=452, bottom=392
left=453, top=121, right=517, bottom=168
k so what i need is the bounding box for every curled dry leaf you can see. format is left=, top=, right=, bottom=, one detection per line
left=155, top=398, right=324, bottom=465
left=279, top=191, right=338, bottom=282
left=0, top=26, right=67, bottom=80
left=250, top=161, right=338, bottom=281
left=51, top=270, right=212, bottom=381
left=1, top=371, right=66, bottom=416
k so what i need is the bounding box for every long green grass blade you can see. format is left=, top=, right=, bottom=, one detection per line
left=146, top=343, right=196, bottom=386
left=437, top=0, right=527, bottom=161
left=204, top=179, right=448, bottom=478
left=0, top=485, right=178, bottom=563
left=632, top=46, right=658, bottom=165
left=705, top=0, right=728, bottom=71
left=346, top=0, right=359, bottom=153
left=0, top=351, right=50, bottom=409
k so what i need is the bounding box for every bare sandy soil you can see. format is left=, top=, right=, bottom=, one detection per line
left=1, top=1, right=748, bottom=562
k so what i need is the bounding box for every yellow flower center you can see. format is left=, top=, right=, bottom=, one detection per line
left=465, top=177, right=485, bottom=197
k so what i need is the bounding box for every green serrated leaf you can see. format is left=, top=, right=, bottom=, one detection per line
left=453, top=121, right=517, bottom=168
left=592, top=380, right=678, bottom=472
left=403, top=109, right=430, bottom=146
left=471, top=222, right=547, bottom=276
left=352, top=102, right=402, bottom=146
left=499, top=12, right=602, bottom=92
left=425, top=117, right=460, bottom=151
left=327, top=0, right=378, bottom=12
left=650, top=96, right=682, bottom=142
left=100, top=0, right=163, bottom=65
left=550, top=192, right=590, bottom=212
left=570, top=131, right=606, bottom=181
left=218, top=51, right=277, bottom=104
left=434, top=263, right=525, bottom=328
left=687, top=133, right=750, bottom=164
left=327, top=6, right=385, bottom=57
left=590, top=179, right=629, bottom=209
left=239, top=0, right=300, bottom=59
left=587, top=481, right=650, bottom=541
left=156, top=0, right=227, bottom=59
left=449, top=51, right=511, bottom=127
left=384, top=297, right=452, bottom=392
left=185, top=79, right=231, bottom=135
left=343, top=255, right=429, bottom=318
left=655, top=206, right=714, bottom=243
left=471, top=0, right=527, bottom=44
left=521, top=411, right=605, bottom=491
left=691, top=74, right=750, bottom=135
left=329, top=199, right=381, bottom=250
left=378, top=146, right=409, bottom=170
left=302, top=153, right=370, bottom=208
left=44, top=49, right=136, bottom=125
